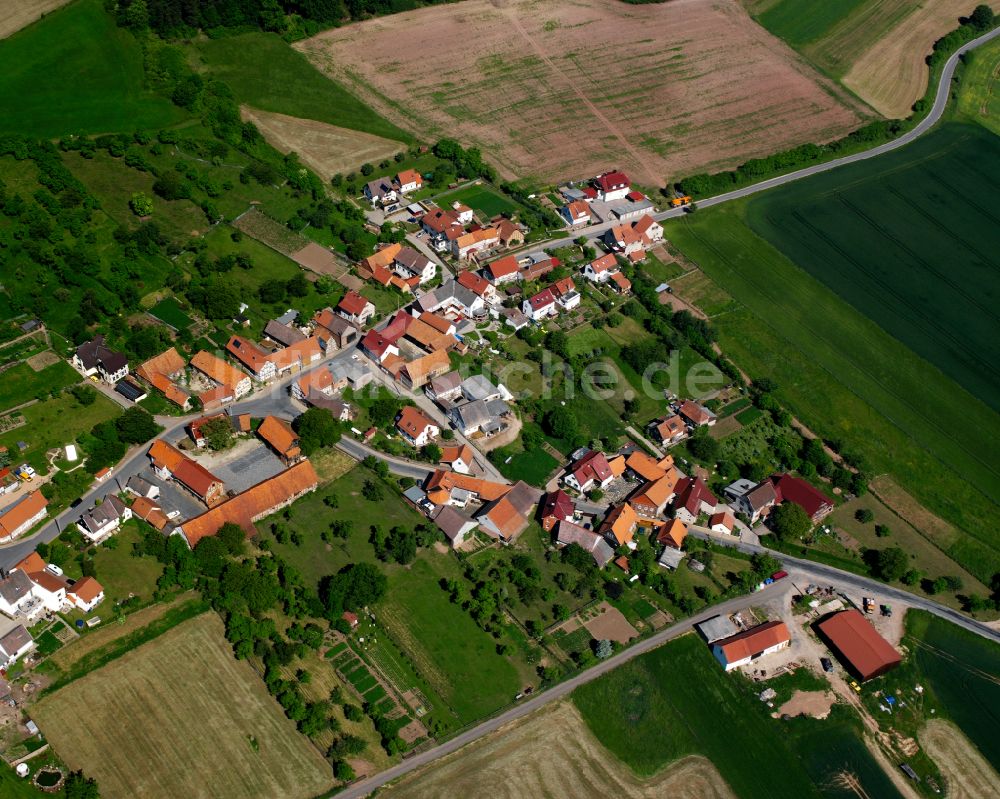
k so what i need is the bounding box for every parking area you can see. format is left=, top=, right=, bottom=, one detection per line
left=141, top=468, right=207, bottom=522
left=198, top=441, right=285, bottom=494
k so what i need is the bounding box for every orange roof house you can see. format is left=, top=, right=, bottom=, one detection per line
left=67, top=575, right=104, bottom=605
left=191, top=351, right=248, bottom=396
left=399, top=349, right=451, bottom=390
left=440, top=443, right=475, bottom=473
left=176, top=461, right=320, bottom=547
left=625, top=451, right=667, bottom=483
left=600, top=502, right=638, bottom=546
left=424, top=469, right=509, bottom=505
left=629, top=471, right=679, bottom=520
left=131, top=496, right=170, bottom=531
left=147, top=440, right=226, bottom=507
left=360, top=242, right=402, bottom=273
left=136, top=348, right=186, bottom=382
left=712, top=621, right=790, bottom=671
left=258, top=416, right=301, bottom=463
left=148, top=371, right=191, bottom=408
left=657, top=518, right=687, bottom=550
left=267, top=337, right=322, bottom=373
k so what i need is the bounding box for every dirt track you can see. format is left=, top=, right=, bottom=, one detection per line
left=296, top=0, right=863, bottom=185
left=920, top=720, right=1000, bottom=799
left=0, top=0, right=70, bottom=39
left=384, top=701, right=735, bottom=799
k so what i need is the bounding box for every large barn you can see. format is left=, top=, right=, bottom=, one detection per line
left=816, top=609, right=902, bottom=681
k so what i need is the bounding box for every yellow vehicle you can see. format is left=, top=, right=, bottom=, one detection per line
left=670, top=195, right=692, bottom=207
left=849, top=680, right=861, bottom=693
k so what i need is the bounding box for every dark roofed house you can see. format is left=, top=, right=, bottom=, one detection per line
left=72, top=335, right=129, bottom=384
left=431, top=505, right=479, bottom=548
left=539, top=489, right=575, bottom=532
left=771, top=473, right=834, bottom=522
left=264, top=319, right=307, bottom=348
left=555, top=520, right=614, bottom=568
left=816, top=609, right=902, bottom=681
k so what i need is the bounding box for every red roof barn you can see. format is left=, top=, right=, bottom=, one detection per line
left=816, top=609, right=902, bottom=681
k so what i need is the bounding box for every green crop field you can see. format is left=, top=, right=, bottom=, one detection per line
left=0, top=0, right=183, bottom=137
left=958, top=36, right=1000, bottom=136
left=148, top=298, right=193, bottom=330
left=573, top=633, right=901, bottom=798
left=746, top=123, right=1000, bottom=415
left=434, top=184, right=518, bottom=218
left=753, top=0, right=868, bottom=48
left=192, top=32, right=411, bottom=143
left=666, top=197, right=1000, bottom=584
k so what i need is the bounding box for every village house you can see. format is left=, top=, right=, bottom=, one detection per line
left=678, top=399, right=717, bottom=427
left=258, top=415, right=302, bottom=464
left=11, top=552, right=69, bottom=615
left=630, top=472, right=680, bottom=522
left=475, top=481, right=541, bottom=544
left=263, top=319, right=307, bottom=348
left=147, top=440, right=227, bottom=507
left=330, top=361, right=373, bottom=393
left=227, top=336, right=277, bottom=382
left=496, top=219, right=525, bottom=248
left=174, top=461, right=320, bottom=548
left=522, top=277, right=580, bottom=321
left=67, top=576, right=105, bottom=613
left=453, top=227, right=500, bottom=261
left=395, top=406, right=440, bottom=447
left=563, top=450, right=615, bottom=493
left=337, top=290, right=376, bottom=327
left=556, top=520, right=615, bottom=568
left=440, top=443, right=476, bottom=474
left=399, top=349, right=452, bottom=391
left=0, top=490, right=48, bottom=543
left=657, top=518, right=688, bottom=569
left=593, top=170, right=631, bottom=202
left=421, top=208, right=465, bottom=252
left=520, top=255, right=558, bottom=283
left=771, top=473, right=834, bottom=522
left=190, top=350, right=252, bottom=399
left=72, top=335, right=128, bottom=384
left=672, top=476, right=718, bottom=524
left=725, top=479, right=778, bottom=524
left=76, top=494, right=132, bottom=543
left=712, top=620, right=791, bottom=672
left=457, top=270, right=498, bottom=304
left=125, top=475, right=159, bottom=500
left=632, top=214, right=664, bottom=245
left=608, top=271, right=632, bottom=294
left=423, top=469, right=509, bottom=509
left=561, top=200, right=592, bottom=227
left=312, top=308, right=359, bottom=352
left=583, top=253, right=619, bottom=284
left=130, top=496, right=171, bottom=532
left=539, top=489, right=576, bottom=532
left=395, top=169, right=423, bottom=194
left=136, top=347, right=190, bottom=409
left=291, top=368, right=335, bottom=402
left=0, top=570, right=40, bottom=619
left=651, top=414, right=688, bottom=445
left=482, top=255, right=521, bottom=286
left=600, top=502, right=639, bottom=547
left=360, top=329, right=401, bottom=364
left=709, top=510, right=736, bottom=535
left=604, top=223, right=644, bottom=257
left=0, top=626, right=34, bottom=668
left=188, top=413, right=231, bottom=448
left=430, top=505, right=479, bottom=548
left=415, top=279, right=486, bottom=319
left=364, top=176, right=397, bottom=207
left=393, top=246, right=436, bottom=284
left=267, top=337, right=323, bottom=377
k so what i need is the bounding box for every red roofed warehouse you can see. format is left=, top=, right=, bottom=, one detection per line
left=816, top=609, right=902, bottom=681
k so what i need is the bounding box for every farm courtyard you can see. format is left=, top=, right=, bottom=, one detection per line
left=295, top=0, right=866, bottom=184
left=33, top=613, right=333, bottom=799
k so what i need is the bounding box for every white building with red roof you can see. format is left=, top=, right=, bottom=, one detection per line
left=593, top=170, right=631, bottom=202
left=563, top=450, right=615, bottom=493
left=337, top=291, right=376, bottom=327
left=583, top=253, right=619, bottom=284
left=395, top=406, right=440, bottom=448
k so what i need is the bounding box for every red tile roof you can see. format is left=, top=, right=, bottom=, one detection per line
left=0, top=490, right=48, bottom=539
left=568, top=450, right=613, bottom=486
left=816, top=609, right=902, bottom=681
left=595, top=171, right=630, bottom=191
left=69, top=575, right=104, bottom=603
left=395, top=406, right=437, bottom=439
left=771, top=473, right=833, bottom=521
left=457, top=270, right=491, bottom=296
left=485, top=256, right=519, bottom=280
left=716, top=621, right=790, bottom=664
left=338, top=290, right=371, bottom=317
left=673, top=476, right=717, bottom=516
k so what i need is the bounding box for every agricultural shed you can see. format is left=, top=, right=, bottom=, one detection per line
left=816, top=609, right=901, bottom=681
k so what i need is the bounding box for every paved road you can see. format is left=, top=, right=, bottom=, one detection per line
left=337, top=438, right=433, bottom=482
left=537, top=23, right=1000, bottom=254
left=336, top=580, right=789, bottom=799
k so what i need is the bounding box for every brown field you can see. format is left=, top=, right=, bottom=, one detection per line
left=241, top=105, right=405, bottom=181
left=0, top=0, right=70, bottom=39
left=384, top=701, right=735, bottom=799
left=295, top=0, right=865, bottom=185
left=34, top=613, right=333, bottom=799
left=920, top=720, right=1000, bottom=799
left=839, top=0, right=1000, bottom=117
left=582, top=602, right=638, bottom=644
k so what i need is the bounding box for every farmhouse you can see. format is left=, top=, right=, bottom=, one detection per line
left=136, top=348, right=190, bottom=409
left=415, top=279, right=485, bottom=319
left=709, top=510, right=736, bottom=535
left=395, top=169, right=423, bottom=194
left=175, top=461, right=320, bottom=547
left=360, top=329, right=400, bottom=363
left=600, top=502, right=638, bottom=547
left=556, top=520, right=614, bottom=568
left=395, top=406, right=440, bottom=447
left=0, top=490, right=48, bottom=542
left=337, top=290, right=376, bottom=327
left=67, top=576, right=105, bottom=613
left=226, top=336, right=277, bottom=382
left=266, top=337, right=323, bottom=376
left=424, top=469, right=509, bottom=508
left=816, top=609, right=902, bottom=681
left=583, top=253, right=619, bottom=284
left=496, top=219, right=524, bottom=248
left=632, top=214, right=663, bottom=245
left=440, top=443, right=475, bottom=474
left=563, top=450, right=614, bottom=493
left=672, top=476, right=717, bottom=523
left=483, top=255, right=520, bottom=285
left=603, top=223, right=643, bottom=256
left=772, top=473, right=834, bottom=522
left=475, top=481, right=541, bottom=544
left=522, top=278, right=580, bottom=321
left=593, top=171, right=631, bottom=202
left=393, top=246, right=436, bottom=284
left=657, top=518, right=688, bottom=569
left=696, top=615, right=740, bottom=644
left=712, top=620, right=791, bottom=671
left=453, top=227, right=500, bottom=260
left=730, top=480, right=778, bottom=524
left=421, top=208, right=465, bottom=251
left=364, top=176, right=397, bottom=207
left=76, top=495, right=132, bottom=543
left=130, top=496, right=171, bottom=532
left=147, top=440, right=227, bottom=507
left=190, top=351, right=252, bottom=399
left=629, top=472, right=679, bottom=521
left=457, top=270, right=497, bottom=303
left=608, top=272, right=632, bottom=294
left=312, top=308, right=359, bottom=352
left=539, top=489, right=576, bottom=532
left=399, top=349, right=452, bottom=390
left=125, top=475, right=159, bottom=500
left=72, top=335, right=128, bottom=384
left=678, top=400, right=717, bottom=427
left=292, top=368, right=335, bottom=402
left=561, top=200, right=591, bottom=227
left=257, top=416, right=302, bottom=464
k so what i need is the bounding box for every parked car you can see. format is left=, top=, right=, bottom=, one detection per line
left=849, top=680, right=862, bottom=693
left=820, top=657, right=833, bottom=673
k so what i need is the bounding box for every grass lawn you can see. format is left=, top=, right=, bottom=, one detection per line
left=0, top=390, right=119, bottom=474
left=192, top=32, right=411, bottom=143
left=573, top=633, right=901, bottom=798
left=148, top=297, right=193, bottom=330
left=434, top=183, right=518, bottom=219
left=0, top=360, right=80, bottom=413
left=958, top=35, right=1000, bottom=136
left=0, top=0, right=183, bottom=137
left=493, top=446, right=559, bottom=487
left=92, top=521, right=166, bottom=606
left=34, top=613, right=333, bottom=799
left=667, top=204, right=1000, bottom=585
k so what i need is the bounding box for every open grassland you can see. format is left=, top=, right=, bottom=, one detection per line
left=192, top=32, right=411, bottom=143
left=35, top=613, right=333, bottom=799
left=240, top=106, right=405, bottom=182
left=958, top=36, right=1000, bottom=135
left=0, top=0, right=72, bottom=39
left=746, top=123, right=1000, bottom=414
left=0, top=360, right=79, bottom=411
left=666, top=193, right=1000, bottom=585
left=572, top=633, right=901, bottom=798
left=0, top=0, right=183, bottom=137
left=296, top=0, right=864, bottom=184
left=385, top=701, right=735, bottom=799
